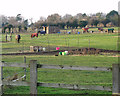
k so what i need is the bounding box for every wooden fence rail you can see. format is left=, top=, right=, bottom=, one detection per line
left=0, top=60, right=120, bottom=95
left=37, top=82, right=112, bottom=91
left=0, top=61, right=27, bottom=67
left=37, top=64, right=112, bottom=71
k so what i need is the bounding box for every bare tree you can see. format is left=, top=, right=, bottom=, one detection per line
left=46, top=13, right=61, bottom=25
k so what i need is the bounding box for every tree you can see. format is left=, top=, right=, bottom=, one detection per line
left=101, top=19, right=110, bottom=27
left=23, top=19, right=28, bottom=31
left=91, top=20, right=99, bottom=26
left=82, top=13, right=87, bottom=17
left=66, top=21, right=71, bottom=28
left=18, top=25, right=22, bottom=32
left=16, top=14, right=22, bottom=22
left=106, top=10, right=118, bottom=26
left=75, top=13, right=83, bottom=20
left=0, top=15, right=8, bottom=28
left=7, top=24, right=13, bottom=33
left=57, top=22, right=65, bottom=29
left=46, top=13, right=61, bottom=25
left=62, top=14, right=73, bottom=24
left=8, top=16, right=19, bottom=33
left=106, top=10, right=118, bottom=19
left=110, top=15, right=118, bottom=26
left=79, top=21, right=88, bottom=28
left=71, top=19, right=78, bottom=28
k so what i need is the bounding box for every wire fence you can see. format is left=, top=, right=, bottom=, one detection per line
left=1, top=32, right=118, bottom=94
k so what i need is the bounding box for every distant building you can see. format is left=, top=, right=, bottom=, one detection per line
left=42, top=26, right=60, bottom=34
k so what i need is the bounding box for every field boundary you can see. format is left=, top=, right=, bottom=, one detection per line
left=37, top=64, right=112, bottom=71
left=0, top=60, right=120, bottom=95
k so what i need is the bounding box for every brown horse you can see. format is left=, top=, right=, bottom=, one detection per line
left=31, top=33, right=38, bottom=38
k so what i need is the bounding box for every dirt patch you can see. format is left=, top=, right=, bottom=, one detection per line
left=69, top=48, right=120, bottom=55
left=1, top=47, right=120, bottom=56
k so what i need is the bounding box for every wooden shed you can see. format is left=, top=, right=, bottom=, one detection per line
left=42, top=26, right=60, bottom=34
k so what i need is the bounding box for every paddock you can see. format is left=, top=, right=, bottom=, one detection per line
left=1, top=27, right=119, bottom=95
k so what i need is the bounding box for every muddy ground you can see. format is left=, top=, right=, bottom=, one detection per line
left=1, top=47, right=120, bottom=56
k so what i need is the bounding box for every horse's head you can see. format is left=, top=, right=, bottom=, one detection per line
left=37, top=31, right=41, bottom=34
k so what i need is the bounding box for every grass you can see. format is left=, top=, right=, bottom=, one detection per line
left=2, top=55, right=117, bottom=95
left=1, top=32, right=119, bottom=54
left=2, top=55, right=118, bottom=67
left=4, top=86, right=112, bottom=95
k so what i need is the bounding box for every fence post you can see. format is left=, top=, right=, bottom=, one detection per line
left=0, top=63, right=3, bottom=96
left=5, top=34, right=7, bottom=42
left=24, top=56, right=26, bottom=81
left=30, top=60, right=37, bottom=95
left=112, top=64, right=120, bottom=95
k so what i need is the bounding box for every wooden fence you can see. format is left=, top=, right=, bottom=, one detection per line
left=0, top=60, right=120, bottom=95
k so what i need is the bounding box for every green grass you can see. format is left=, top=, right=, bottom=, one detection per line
left=2, top=55, right=117, bottom=95
left=4, top=86, right=112, bottom=95
left=1, top=32, right=119, bottom=54
left=2, top=55, right=118, bottom=67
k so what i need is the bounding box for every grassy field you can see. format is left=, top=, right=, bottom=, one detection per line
left=1, top=32, right=119, bottom=54
left=2, top=55, right=114, bottom=95
left=1, top=27, right=119, bottom=95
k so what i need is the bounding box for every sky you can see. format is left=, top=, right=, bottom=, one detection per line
left=0, top=0, right=119, bottom=22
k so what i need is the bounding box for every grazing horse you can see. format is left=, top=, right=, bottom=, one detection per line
left=38, top=31, right=46, bottom=35
left=31, top=33, right=38, bottom=38
left=98, top=28, right=103, bottom=31
left=31, top=30, right=46, bottom=38
left=82, top=28, right=89, bottom=33
left=15, top=35, right=21, bottom=43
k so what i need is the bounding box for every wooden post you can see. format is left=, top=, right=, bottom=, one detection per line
left=10, top=33, right=12, bottom=41
left=5, top=34, right=7, bottom=42
left=24, top=56, right=26, bottom=81
left=30, top=60, right=37, bottom=95
left=112, top=64, right=120, bottom=95
left=0, top=63, right=3, bottom=96
left=47, top=36, right=50, bottom=52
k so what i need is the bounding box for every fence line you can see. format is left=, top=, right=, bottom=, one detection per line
left=0, top=61, right=27, bottom=67
left=37, top=82, right=112, bottom=91
left=37, top=64, right=112, bottom=71
left=0, top=60, right=120, bottom=95
left=112, top=64, right=120, bottom=94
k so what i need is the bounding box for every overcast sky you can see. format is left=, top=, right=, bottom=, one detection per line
left=0, top=0, right=119, bottom=22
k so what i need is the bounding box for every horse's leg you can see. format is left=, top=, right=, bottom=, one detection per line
left=18, top=39, right=20, bottom=43
left=31, top=34, right=33, bottom=38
